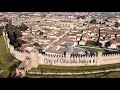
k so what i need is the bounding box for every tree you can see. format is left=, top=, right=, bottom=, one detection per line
left=6, top=23, right=15, bottom=33
left=96, top=42, right=102, bottom=48
left=117, top=45, right=120, bottom=48
left=17, top=39, right=23, bottom=47
left=41, top=14, right=46, bottom=18
left=96, top=28, right=101, bottom=46
left=19, top=23, right=28, bottom=31
left=90, top=19, right=97, bottom=24
left=37, top=21, right=40, bottom=23
left=5, top=23, right=23, bottom=47
left=77, top=16, right=80, bottom=19
left=14, top=29, right=22, bottom=38
left=77, top=15, right=85, bottom=19
left=39, top=31, right=43, bottom=36
left=14, top=42, right=19, bottom=48
left=117, top=45, right=120, bottom=50
left=102, top=22, right=105, bottom=25
left=105, top=41, right=111, bottom=48
left=114, top=22, right=120, bottom=28
left=13, top=39, right=22, bottom=48
left=80, top=15, right=85, bottom=19
left=85, top=40, right=96, bottom=46
left=105, top=19, right=108, bottom=22
left=44, top=36, right=47, bottom=38
left=33, top=42, right=39, bottom=47
left=5, top=21, right=12, bottom=30
left=10, top=37, right=16, bottom=45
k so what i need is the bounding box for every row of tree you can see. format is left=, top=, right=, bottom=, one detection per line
left=85, top=40, right=102, bottom=47
left=90, top=18, right=120, bottom=28
left=5, top=22, right=28, bottom=48
left=0, top=26, right=3, bottom=36
left=85, top=40, right=111, bottom=48
left=77, top=15, right=86, bottom=19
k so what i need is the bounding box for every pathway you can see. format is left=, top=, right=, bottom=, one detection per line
left=44, top=29, right=71, bottom=51
left=27, top=68, right=120, bottom=75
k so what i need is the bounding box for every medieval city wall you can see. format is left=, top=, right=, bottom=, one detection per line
left=9, top=45, right=30, bottom=61
left=7, top=43, right=120, bottom=66
left=3, top=31, right=120, bottom=67
left=3, top=32, right=30, bottom=61
left=97, top=54, right=120, bottom=65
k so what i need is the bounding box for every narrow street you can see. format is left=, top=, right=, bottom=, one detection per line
left=44, top=29, right=71, bottom=51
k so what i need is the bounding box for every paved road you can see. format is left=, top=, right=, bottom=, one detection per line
left=44, top=29, right=71, bottom=51
left=28, top=68, right=120, bottom=75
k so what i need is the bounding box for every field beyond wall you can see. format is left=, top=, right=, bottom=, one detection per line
left=0, top=35, right=20, bottom=78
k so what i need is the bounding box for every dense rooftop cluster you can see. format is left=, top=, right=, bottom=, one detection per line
left=1, top=12, right=120, bottom=56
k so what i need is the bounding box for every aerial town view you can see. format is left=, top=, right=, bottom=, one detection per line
left=1, top=12, right=120, bottom=78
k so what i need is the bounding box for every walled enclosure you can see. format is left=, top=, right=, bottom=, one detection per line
left=3, top=31, right=120, bottom=68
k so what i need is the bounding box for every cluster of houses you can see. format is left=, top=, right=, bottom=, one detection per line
left=3, top=12, right=120, bottom=56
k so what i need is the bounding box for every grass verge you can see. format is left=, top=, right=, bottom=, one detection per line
left=0, top=35, right=21, bottom=78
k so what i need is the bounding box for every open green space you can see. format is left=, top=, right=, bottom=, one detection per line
left=26, top=71, right=120, bottom=78
left=26, top=73, right=104, bottom=78
left=100, top=72, right=120, bottom=78
left=29, top=62, right=120, bottom=73
left=0, top=35, right=21, bottom=78
left=77, top=45, right=104, bottom=53
left=0, top=70, right=10, bottom=78
left=0, top=35, right=18, bottom=69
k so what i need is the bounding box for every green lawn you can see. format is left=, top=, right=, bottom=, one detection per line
left=26, top=70, right=120, bottom=78
left=0, top=35, right=18, bottom=69
left=0, top=70, right=10, bottom=78
left=100, top=72, right=120, bottom=78
left=0, top=35, right=21, bottom=78
left=26, top=71, right=120, bottom=78
left=0, top=70, right=16, bottom=78
left=26, top=72, right=106, bottom=78
left=77, top=45, right=104, bottom=52
left=29, top=62, right=120, bottom=73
